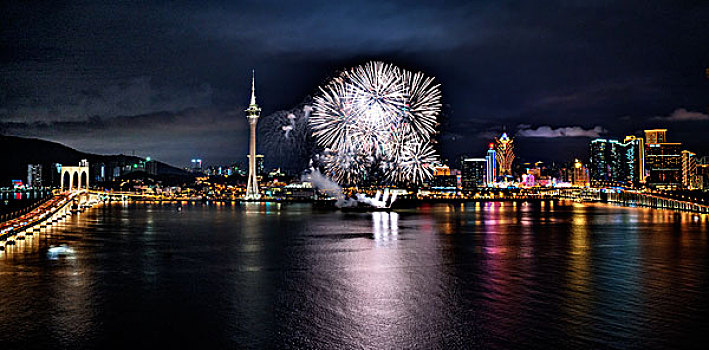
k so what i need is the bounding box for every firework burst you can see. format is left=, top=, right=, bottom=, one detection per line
left=259, top=104, right=314, bottom=171
left=311, top=61, right=442, bottom=186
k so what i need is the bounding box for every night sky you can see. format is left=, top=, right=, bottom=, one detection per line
left=2, top=1, right=708, bottom=169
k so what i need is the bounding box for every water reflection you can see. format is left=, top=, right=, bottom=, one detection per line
left=243, top=201, right=282, bottom=215
left=1, top=201, right=708, bottom=348
left=372, top=211, right=398, bottom=244
left=47, top=245, right=76, bottom=260
left=562, top=206, right=593, bottom=341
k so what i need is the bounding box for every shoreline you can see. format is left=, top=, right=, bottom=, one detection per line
left=96, top=196, right=709, bottom=216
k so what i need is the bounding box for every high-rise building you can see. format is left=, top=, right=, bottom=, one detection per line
left=430, top=163, right=456, bottom=189
left=49, top=163, right=62, bottom=187
left=461, top=158, right=487, bottom=191
left=623, top=136, right=645, bottom=184
left=560, top=159, right=590, bottom=187
left=485, top=144, right=497, bottom=186
left=682, top=150, right=697, bottom=189
left=697, top=163, right=709, bottom=190
left=146, top=159, right=158, bottom=176
left=644, top=129, right=667, bottom=144
left=92, top=163, right=106, bottom=182
left=27, top=164, right=42, bottom=188
left=495, top=133, right=515, bottom=176
left=643, top=129, right=682, bottom=189
left=245, top=71, right=262, bottom=199
left=590, top=139, right=617, bottom=183
left=589, top=137, right=645, bottom=186
left=645, top=143, right=682, bottom=189
left=191, top=158, right=203, bottom=172
left=571, top=159, right=590, bottom=187
left=589, top=139, right=626, bottom=185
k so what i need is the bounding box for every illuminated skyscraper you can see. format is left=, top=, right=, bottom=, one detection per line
left=644, top=129, right=667, bottom=144
left=646, top=143, right=682, bottom=189
left=643, top=129, right=682, bottom=189
left=682, top=150, right=697, bottom=189
left=571, top=159, right=590, bottom=187
left=589, top=139, right=618, bottom=184
left=485, top=143, right=497, bottom=186
left=245, top=71, right=261, bottom=200
left=461, top=158, right=487, bottom=191
left=27, top=164, right=42, bottom=188
left=623, top=136, right=645, bottom=184
left=697, top=164, right=708, bottom=190
left=589, top=136, right=645, bottom=186
left=495, top=133, right=514, bottom=176
left=191, top=158, right=203, bottom=172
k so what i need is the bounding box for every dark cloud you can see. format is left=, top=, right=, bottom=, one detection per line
left=0, top=108, right=249, bottom=167
left=516, top=125, right=607, bottom=138
left=0, top=77, right=212, bottom=122
left=1, top=0, right=708, bottom=167
left=651, top=108, right=709, bottom=122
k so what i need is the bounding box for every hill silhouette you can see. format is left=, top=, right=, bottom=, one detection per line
left=0, top=135, right=187, bottom=186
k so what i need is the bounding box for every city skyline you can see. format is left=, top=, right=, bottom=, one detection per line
left=1, top=1, right=707, bottom=166
left=2, top=2, right=709, bottom=347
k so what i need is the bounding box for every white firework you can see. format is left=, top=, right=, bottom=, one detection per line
left=311, top=61, right=441, bottom=186
left=396, top=141, right=438, bottom=185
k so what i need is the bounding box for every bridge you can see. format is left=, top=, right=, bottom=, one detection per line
left=0, top=189, right=99, bottom=252
left=607, top=190, right=709, bottom=214
left=554, top=187, right=709, bottom=214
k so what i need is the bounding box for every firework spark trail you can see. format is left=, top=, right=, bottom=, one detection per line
left=259, top=104, right=314, bottom=171
left=311, top=61, right=442, bottom=186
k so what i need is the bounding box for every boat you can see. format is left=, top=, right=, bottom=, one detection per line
left=340, top=189, right=398, bottom=212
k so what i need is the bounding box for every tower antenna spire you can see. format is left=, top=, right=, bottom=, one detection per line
left=250, top=69, right=257, bottom=106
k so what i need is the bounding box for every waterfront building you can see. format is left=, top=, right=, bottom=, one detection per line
left=560, top=159, right=590, bottom=187
left=244, top=71, right=262, bottom=200
left=644, top=129, right=667, bottom=144
left=645, top=143, right=682, bottom=189
left=431, top=163, right=457, bottom=189
left=697, top=163, right=709, bottom=190
left=495, top=133, right=515, bottom=176
left=485, top=143, right=497, bottom=186
left=26, top=164, right=42, bottom=188
left=526, top=166, right=541, bottom=183
left=571, top=160, right=590, bottom=187
left=280, top=182, right=316, bottom=200
left=643, top=129, right=682, bottom=190
left=589, top=139, right=626, bottom=186
left=521, top=173, right=535, bottom=187
left=461, top=158, right=487, bottom=192
left=623, top=136, right=645, bottom=184
left=525, top=161, right=557, bottom=187
left=433, top=164, right=450, bottom=176
left=682, top=150, right=697, bottom=189
left=589, top=136, right=645, bottom=187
